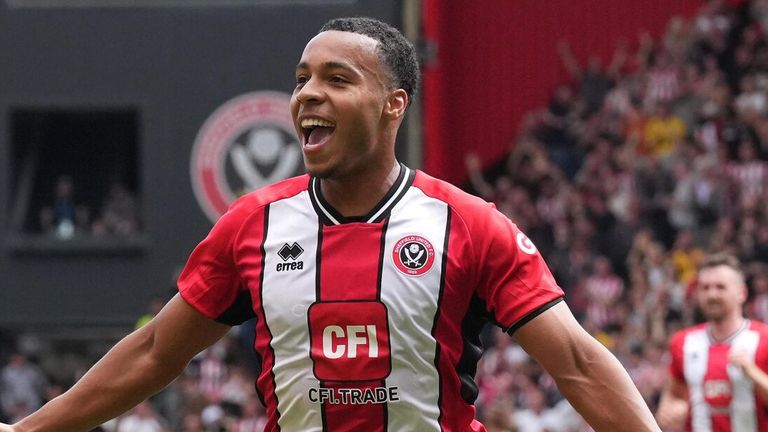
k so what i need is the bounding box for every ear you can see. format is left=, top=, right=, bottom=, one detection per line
left=384, top=89, right=408, bottom=120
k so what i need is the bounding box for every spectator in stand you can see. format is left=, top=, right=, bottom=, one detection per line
left=179, top=413, right=204, bottom=432
left=663, top=16, right=693, bottom=62
left=557, top=40, right=626, bottom=115
left=634, top=156, right=676, bottom=246
left=135, top=296, right=166, bottom=330
left=583, top=256, right=625, bottom=331
left=734, top=73, right=768, bottom=120
left=670, top=229, right=705, bottom=288
left=92, top=181, right=140, bottom=237
left=750, top=272, right=768, bottom=324
left=644, top=49, right=683, bottom=110
left=464, top=152, right=496, bottom=202
left=726, top=139, right=768, bottom=203
left=751, top=0, right=768, bottom=31
left=113, top=401, right=167, bottom=432
left=728, top=43, right=756, bottom=93
left=691, top=159, right=728, bottom=232
left=482, top=394, right=518, bottom=432
left=508, top=386, right=559, bottom=432
left=0, top=353, right=48, bottom=423
left=219, top=364, right=254, bottom=415
left=38, top=175, right=90, bottom=240
left=232, top=396, right=267, bottom=432
left=752, top=225, right=768, bottom=264
left=197, top=343, right=228, bottom=403
left=667, top=160, right=697, bottom=233
left=642, top=102, right=687, bottom=162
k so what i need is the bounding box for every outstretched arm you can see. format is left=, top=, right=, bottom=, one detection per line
left=1, top=294, right=230, bottom=432
left=513, top=301, right=661, bottom=431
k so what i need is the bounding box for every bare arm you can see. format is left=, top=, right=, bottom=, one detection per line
left=513, top=301, right=661, bottom=431
left=606, top=40, right=628, bottom=80
left=2, top=294, right=230, bottom=432
left=655, top=376, right=688, bottom=431
left=635, top=32, right=654, bottom=73
left=464, top=152, right=495, bottom=201
left=557, top=41, right=582, bottom=80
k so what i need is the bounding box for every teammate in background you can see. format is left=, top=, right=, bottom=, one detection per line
left=0, top=17, right=660, bottom=431
left=656, top=253, right=768, bottom=431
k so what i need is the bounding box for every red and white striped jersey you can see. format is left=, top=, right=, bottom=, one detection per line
left=669, top=320, right=768, bottom=432
left=583, top=274, right=624, bottom=329
left=646, top=66, right=681, bottom=106
left=179, top=165, right=564, bottom=432
left=726, top=161, right=768, bottom=198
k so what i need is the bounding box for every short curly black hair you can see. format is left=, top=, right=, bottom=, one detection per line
left=320, top=17, right=420, bottom=107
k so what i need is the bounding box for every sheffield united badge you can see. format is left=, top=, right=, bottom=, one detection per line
left=392, top=235, right=435, bottom=276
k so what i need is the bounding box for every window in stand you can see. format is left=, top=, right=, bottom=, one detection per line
left=9, top=108, right=145, bottom=255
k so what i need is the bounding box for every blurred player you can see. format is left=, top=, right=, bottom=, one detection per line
left=656, top=253, right=768, bottom=431
left=0, top=17, right=659, bottom=431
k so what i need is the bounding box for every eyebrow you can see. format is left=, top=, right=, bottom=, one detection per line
left=295, top=61, right=362, bottom=78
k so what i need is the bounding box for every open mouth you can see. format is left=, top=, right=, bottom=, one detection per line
left=301, top=118, right=336, bottom=148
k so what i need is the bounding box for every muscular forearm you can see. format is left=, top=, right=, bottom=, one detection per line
left=14, top=326, right=186, bottom=432
left=516, top=303, right=661, bottom=432
left=553, top=338, right=660, bottom=431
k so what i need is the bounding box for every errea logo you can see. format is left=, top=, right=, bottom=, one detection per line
left=277, top=242, right=304, bottom=271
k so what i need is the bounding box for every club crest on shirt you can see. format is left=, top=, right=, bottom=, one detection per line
left=392, top=235, right=435, bottom=276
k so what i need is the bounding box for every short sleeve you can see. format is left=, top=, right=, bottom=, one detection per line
left=472, top=206, right=564, bottom=333
left=178, top=197, right=257, bottom=325
left=755, top=326, right=768, bottom=372
left=668, top=331, right=685, bottom=381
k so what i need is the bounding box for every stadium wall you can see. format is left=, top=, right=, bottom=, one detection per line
left=0, top=1, right=401, bottom=327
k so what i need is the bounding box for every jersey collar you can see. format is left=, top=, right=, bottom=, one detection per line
left=707, top=318, right=749, bottom=344
left=309, top=163, right=415, bottom=225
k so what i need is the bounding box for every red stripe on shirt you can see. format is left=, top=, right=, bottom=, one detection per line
left=318, top=222, right=387, bottom=432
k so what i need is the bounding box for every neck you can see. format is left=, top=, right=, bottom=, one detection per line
left=320, top=159, right=401, bottom=217
left=708, top=314, right=746, bottom=342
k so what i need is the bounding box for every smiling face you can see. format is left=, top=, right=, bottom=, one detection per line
left=290, top=30, right=405, bottom=180
left=696, top=264, right=747, bottom=323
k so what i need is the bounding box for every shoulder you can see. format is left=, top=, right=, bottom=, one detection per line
left=669, top=324, right=706, bottom=348
left=412, top=170, right=499, bottom=223
left=210, top=175, right=309, bottom=235
left=226, top=175, right=309, bottom=216
left=748, top=320, right=768, bottom=335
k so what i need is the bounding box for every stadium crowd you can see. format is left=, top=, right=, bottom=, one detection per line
left=3, top=0, right=768, bottom=430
